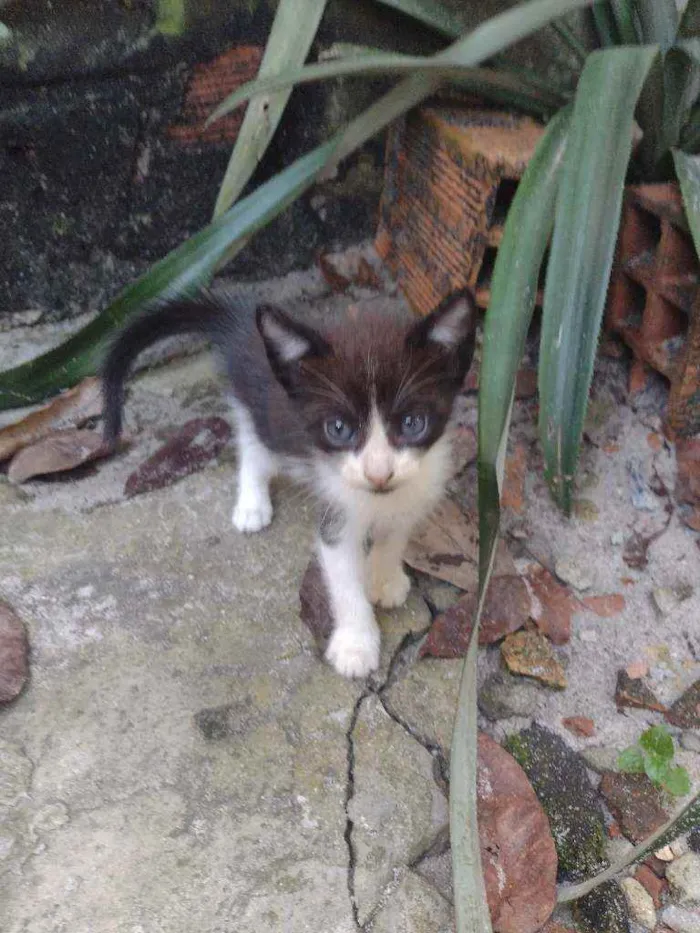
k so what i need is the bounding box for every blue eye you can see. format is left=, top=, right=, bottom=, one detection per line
left=324, top=417, right=357, bottom=446
left=400, top=413, right=428, bottom=440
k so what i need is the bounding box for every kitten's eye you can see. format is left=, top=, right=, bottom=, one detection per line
left=324, top=417, right=357, bottom=446
left=400, top=413, right=428, bottom=441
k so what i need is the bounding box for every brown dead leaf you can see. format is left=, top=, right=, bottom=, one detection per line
left=8, top=429, right=108, bottom=483
left=477, top=732, right=558, bottom=933
left=0, top=377, right=103, bottom=462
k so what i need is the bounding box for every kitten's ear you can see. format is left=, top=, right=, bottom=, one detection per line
left=256, top=304, right=330, bottom=392
left=406, top=290, right=476, bottom=351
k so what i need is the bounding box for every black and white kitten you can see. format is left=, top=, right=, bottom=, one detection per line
left=102, top=289, right=475, bottom=678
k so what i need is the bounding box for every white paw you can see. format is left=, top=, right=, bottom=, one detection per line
left=232, top=496, right=273, bottom=533
left=325, top=624, right=380, bottom=679
left=369, top=568, right=411, bottom=608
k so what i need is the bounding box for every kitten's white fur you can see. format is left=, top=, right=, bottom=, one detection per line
left=231, top=404, right=452, bottom=677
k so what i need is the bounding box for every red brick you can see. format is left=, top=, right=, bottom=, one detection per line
left=635, top=863, right=668, bottom=908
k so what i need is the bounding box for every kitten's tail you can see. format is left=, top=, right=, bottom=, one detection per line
left=101, top=294, right=228, bottom=448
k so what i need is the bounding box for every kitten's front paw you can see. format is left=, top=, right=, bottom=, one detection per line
left=369, top=568, right=411, bottom=609
left=326, top=624, right=380, bottom=679
left=232, top=496, right=273, bottom=533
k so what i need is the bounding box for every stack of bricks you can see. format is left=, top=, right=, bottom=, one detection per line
left=375, top=106, right=544, bottom=317
left=606, top=184, right=700, bottom=437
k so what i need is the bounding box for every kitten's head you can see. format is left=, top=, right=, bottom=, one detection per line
left=256, top=292, right=476, bottom=495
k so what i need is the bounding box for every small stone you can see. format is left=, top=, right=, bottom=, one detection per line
left=562, top=716, right=595, bottom=738
left=600, top=772, right=669, bottom=844
left=615, top=670, right=667, bottom=713
left=656, top=845, right=676, bottom=862
left=634, top=863, right=668, bottom=908
left=501, top=630, right=567, bottom=690
left=526, top=565, right=574, bottom=645
left=666, top=853, right=700, bottom=906
left=653, top=587, right=681, bottom=616
left=628, top=458, right=659, bottom=511
left=420, top=578, right=462, bottom=613
left=555, top=557, right=593, bottom=592
left=620, top=876, right=657, bottom=930
left=611, top=531, right=625, bottom=546
left=0, top=602, right=29, bottom=704
left=478, top=670, right=542, bottom=721
left=574, top=880, right=630, bottom=933
left=666, top=679, right=700, bottom=729
left=660, top=904, right=700, bottom=933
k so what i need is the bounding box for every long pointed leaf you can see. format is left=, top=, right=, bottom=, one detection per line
left=558, top=790, right=700, bottom=902
left=538, top=46, right=656, bottom=512
left=451, top=108, right=570, bottom=933
left=635, top=0, right=678, bottom=51
left=609, top=0, right=638, bottom=43
left=212, top=0, right=327, bottom=219
left=674, top=149, right=700, bottom=252
left=678, top=0, right=700, bottom=39
left=591, top=3, right=619, bottom=46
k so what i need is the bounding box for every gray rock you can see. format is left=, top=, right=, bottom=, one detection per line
left=555, top=556, right=593, bottom=592
left=661, top=905, right=700, bottom=933
left=420, top=579, right=463, bottom=613
left=414, top=848, right=453, bottom=904
left=370, top=871, right=455, bottom=933
left=620, top=877, right=656, bottom=931
left=667, top=853, right=700, bottom=906
left=681, top=731, right=700, bottom=754
left=504, top=724, right=608, bottom=880
left=477, top=669, right=542, bottom=721
left=349, top=696, right=448, bottom=926
left=384, top=658, right=462, bottom=757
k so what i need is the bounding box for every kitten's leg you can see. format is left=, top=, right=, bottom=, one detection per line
left=231, top=403, right=276, bottom=533
left=319, top=509, right=380, bottom=678
left=368, top=524, right=412, bottom=608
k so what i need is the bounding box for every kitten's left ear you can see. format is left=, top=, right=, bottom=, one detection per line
left=256, top=303, right=331, bottom=393
left=406, top=290, right=476, bottom=379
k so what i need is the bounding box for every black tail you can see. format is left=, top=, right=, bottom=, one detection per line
left=101, top=294, right=227, bottom=448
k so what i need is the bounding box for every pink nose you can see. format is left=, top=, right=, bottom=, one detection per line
left=365, top=469, right=394, bottom=490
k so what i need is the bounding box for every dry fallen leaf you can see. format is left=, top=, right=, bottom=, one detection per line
left=0, top=377, right=103, bottom=462
left=404, top=498, right=515, bottom=590
left=8, top=429, right=108, bottom=484
left=477, top=732, right=558, bottom=933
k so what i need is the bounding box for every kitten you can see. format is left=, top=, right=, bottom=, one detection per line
left=101, top=288, right=475, bottom=678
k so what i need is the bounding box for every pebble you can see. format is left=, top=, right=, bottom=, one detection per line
left=611, top=531, right=625, bottom=546
left=681, top=731, right=700, bottom=754
left=666, top=853, right=700, bottom=906
left=582, top=746, right=621, bottom=774
left=620, top=877, right=657, bottom=930
left=627, top=458, right=659, bottom=511
left=660, top=905, right=700, bottom=933
left=656, top=845, right=676, bottom=862
left=653, top=587, right=681, bottom=616
left=554, top=556, right=593, bottom=592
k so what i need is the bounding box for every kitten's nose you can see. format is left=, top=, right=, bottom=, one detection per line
left=365, top=468, right=394, bottom=490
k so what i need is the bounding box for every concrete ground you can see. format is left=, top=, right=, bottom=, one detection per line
left=0, top=266, right=698, bottom=933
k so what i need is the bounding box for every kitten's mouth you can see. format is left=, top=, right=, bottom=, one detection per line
left=368, top=484, right=396, bottom=495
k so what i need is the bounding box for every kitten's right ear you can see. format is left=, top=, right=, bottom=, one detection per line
left=256, top=304, right=330, bottom=392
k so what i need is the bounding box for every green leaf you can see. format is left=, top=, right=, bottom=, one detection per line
left=371, top=0, right=465, bottom=38
left=617, top=746, right=646, bottom=773
left=660, top=43, right=700, bottom=158
left=212, top=0, right=328, bottom=219
left=538, top=46, right=656, bottom=512
left=591, top=3, right=620, bottom=46
left=643, top=753, right=671, bottom=786
left=453, top=106, right=570, bottom=933
left=664, top=766, right=692, bottom=797
left=635, top=0, right=678, bottom=51
left=558, top=790, right=700, bottom=902
left=674, top=150, right=700, bottom=252
left=639, top=724, right=675, bottom=762
left=678, top=0, right=700, bottom=39
left=610, top=0, right=639, bottom=43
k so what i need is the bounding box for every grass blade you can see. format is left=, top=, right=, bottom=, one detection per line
left=371, top=0, right=465, bottom=38
left=212, top=0, right=327, bottom=219
left=673, top=150, right=700, bottom=252
left=538, top=46, right=656, bottom=512
left=558, top=791, right=700, bottom=901
left=451, top=108, right=570, bottom=933
left=635, top=0, right=678, bottom=51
